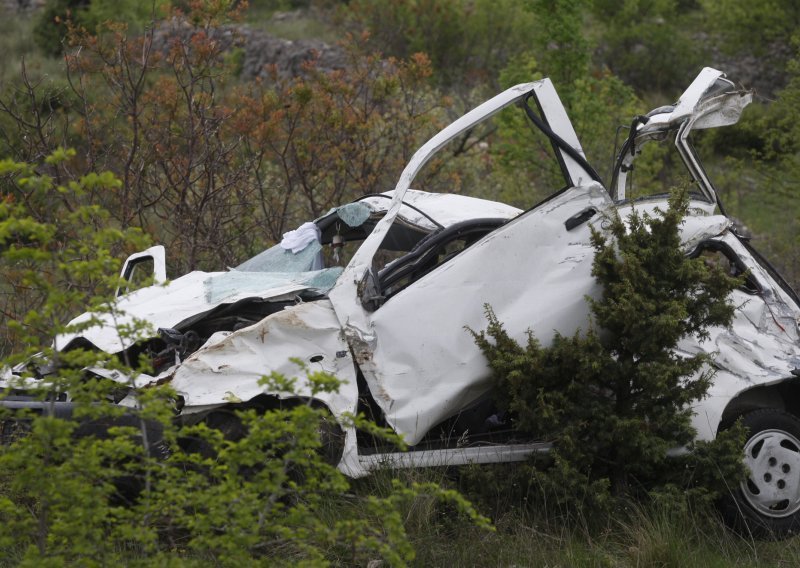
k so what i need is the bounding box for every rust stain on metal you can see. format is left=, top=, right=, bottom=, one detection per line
left=279, top=309, right=309, bottom=330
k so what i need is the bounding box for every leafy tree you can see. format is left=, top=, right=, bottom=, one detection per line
left=33, top=0, right=169, bottom=56
left=33, top=0, right=89, bottom=57
left=489, top=0, right=639, bottom=205
left=699, top=0, right=800, bottom=59
left=0, top=147, right=149, bottom=357
left=472, top=187, right=744, bottom=507
left=0, top=151, right=491, bottom=564
left=697, top=36, right=800, bottom=290
left=4, top=3, right=447, bottom=276
left=757, top=38, right=800, bottom=185
left=10, top=0, right=694, bottom=287
left=340, top=0, right=537, bottom=91
left=231, top=40, right=445, bottom=242
left=528, top=0, right=589, bottom=89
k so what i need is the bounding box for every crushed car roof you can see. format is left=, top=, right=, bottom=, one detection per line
left=56, top=189, right=522, bottom=354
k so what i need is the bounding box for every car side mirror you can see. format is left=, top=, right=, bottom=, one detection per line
left=117, top=245, right=167, bottom=297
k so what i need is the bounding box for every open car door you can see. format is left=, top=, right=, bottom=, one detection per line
left=329, top=79, right=614, bottom=445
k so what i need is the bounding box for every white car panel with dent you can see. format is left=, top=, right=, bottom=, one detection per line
left=171, top=300, right=358, bottom=418
left=362, top=182, right=612, bottom=444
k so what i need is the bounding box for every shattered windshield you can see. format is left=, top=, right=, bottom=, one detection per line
left=217, top=226, right=342, bottom=302
left=235, top=238, right=323, bottom=273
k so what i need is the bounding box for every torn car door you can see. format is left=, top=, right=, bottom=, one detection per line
left=363, top=182, right=611, bottom=444
left=328, top=78, right=613, bottom=445
left=612, top=68, right=752, bottom=203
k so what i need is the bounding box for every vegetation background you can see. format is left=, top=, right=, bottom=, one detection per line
left=1, top=0, right=800, bottom=565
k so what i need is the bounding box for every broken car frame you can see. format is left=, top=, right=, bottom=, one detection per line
left=5, top=67, right=800, bottom=535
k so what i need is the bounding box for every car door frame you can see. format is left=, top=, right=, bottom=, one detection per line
left=328, top=78, right=608, bottom=443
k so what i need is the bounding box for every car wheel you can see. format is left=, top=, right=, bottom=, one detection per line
left=180, top=404, right=344, bottom=467
left=178, top=408, right=247, bottom=459
left=317, top=411, right=345, bottom=466
left=725, top=408, right=800, bottom=538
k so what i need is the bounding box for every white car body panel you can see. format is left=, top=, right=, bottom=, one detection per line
left=58, top=190, right=520, bottom=355
left=362, top=182, right=611, bottom=444
left=328, top=79, right=582, bottom=334
left=171, top=300, right=359, bottom=418
left=687, top=232, right=800, bottom=440
left=359, top=190, right=522, bottom=230
left=614, top=67, right=753, bottom=202
left=58, top=270, right=310, bottom=353
left=327, top=78, right=596, bottom=442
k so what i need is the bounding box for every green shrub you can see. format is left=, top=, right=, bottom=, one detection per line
left=341, top=0, right=536, bottom=90
left=0, top=365, right=491, bottom=564
left=471, top=187, right=745, bottom=511
left=490, top=0, right=640, bottom=203
left=0, top=151, right=490, bottom=564
left=33, top=0, right=90, bottom=57
left=33, top=0, right=168, bottom=56
left=590, top=0, right=704, bottom=93
left=699, top=0, right=800, bottom=58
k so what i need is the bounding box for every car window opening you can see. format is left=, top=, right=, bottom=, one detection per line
left=694, top=241, right=761, bottom=295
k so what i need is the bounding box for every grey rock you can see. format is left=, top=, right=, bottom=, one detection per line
left=149, top=18, right=345, bottom=83
left=238, top=27, right=346, bottom=81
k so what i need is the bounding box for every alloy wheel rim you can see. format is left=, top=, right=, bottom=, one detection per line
left=741, top=429, right=800, bottom=518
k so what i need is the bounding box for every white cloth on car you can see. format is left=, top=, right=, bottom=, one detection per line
left=280, top=221, right=324, bottom=270
left=280, top=222, right=321, bottom=253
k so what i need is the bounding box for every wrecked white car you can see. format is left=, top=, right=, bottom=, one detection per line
left=6, top=68, right=800, bottom=535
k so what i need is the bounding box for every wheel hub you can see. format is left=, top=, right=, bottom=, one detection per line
left=741, top=429, right=800, bottom=518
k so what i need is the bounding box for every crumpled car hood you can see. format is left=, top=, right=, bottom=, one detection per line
left=56, top=266, right=343, bottom=354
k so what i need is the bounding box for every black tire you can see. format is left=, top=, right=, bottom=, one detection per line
left=722, top=408, right=800, bottom=539
left=317, top=411, right=346, bottom=467
left=179, top=404, right=345, bottom=467
left=178, top=408, right=247, bottom=459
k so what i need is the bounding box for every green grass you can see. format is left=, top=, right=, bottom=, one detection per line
left=0, top=12, right=65, bottom=90
left=3, top=443, right=800, bottom=566
left=408, top=499, right=800, bottom=567
left=334, top=466, right=800, bottom=567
